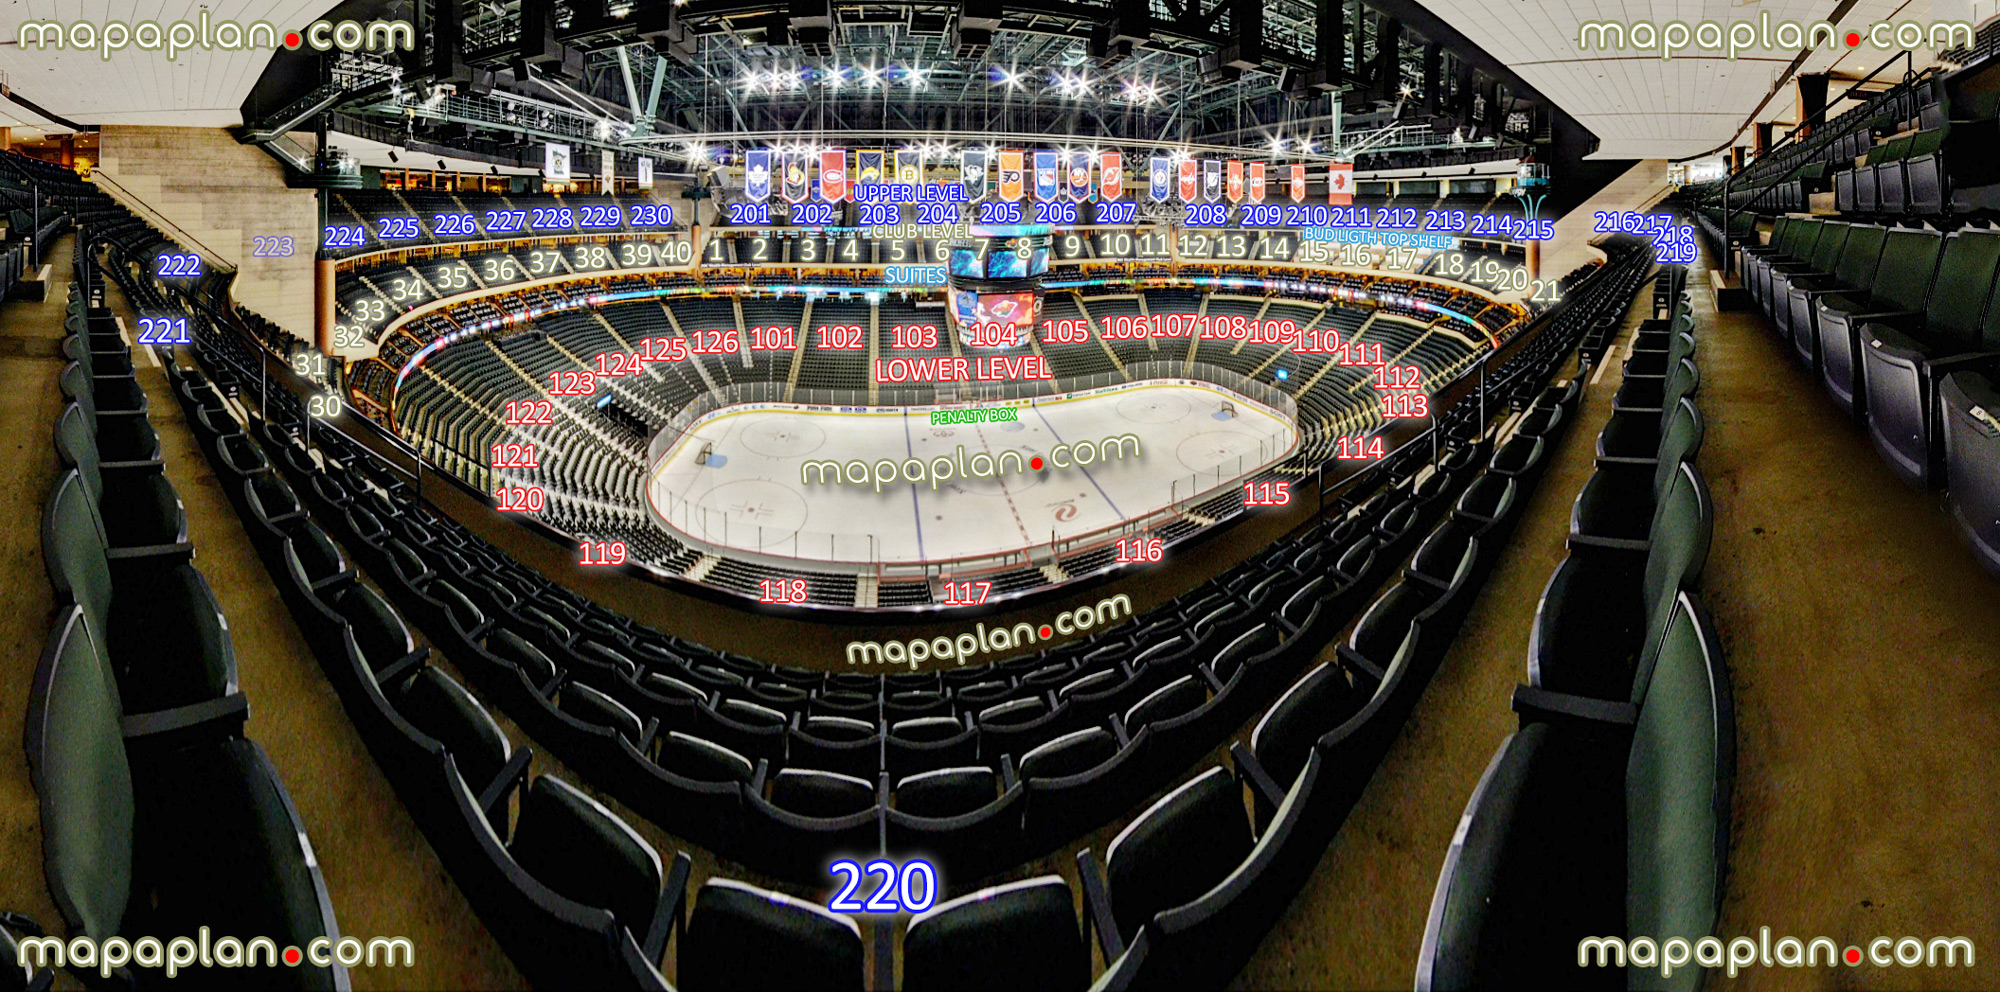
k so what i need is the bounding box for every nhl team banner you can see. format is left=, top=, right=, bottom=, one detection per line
left=1248, top=162, right=1266, bottom=203
left=1178, top=159, right=1199, bottom=201
left=998, top=151, right=1025, bottom=201
left=1289, top=164, right=1306, bottom=203
left=961, top=150, right=989, bottom=200
left=1202, top=160, right=1222, bottom=202
left=781, top=155, right=809, bottom=202
left=1225, top=160, right=1244, bottom=203
left=744, top=149, right=772, bottom=201
left=1148, top=156, right=1171, bottom=202
left=543, top=142, right=571, bottom=182
left=819, top=149, right=847, bottom=202
left=1034, top=151, right=1059, bottom=200
left=1100, top=152, right=1124, bottom=201
left=600, top=149, right=615, bottom=193
left=637, top=157, right=654, bottom=190
left=858, top=150, right=885, bottom=186
left=896, top=149, right=922, bottom=184
left=1328, top=161, right=1354, bottom=205
left=1068, top=150, right=1093, bottom=201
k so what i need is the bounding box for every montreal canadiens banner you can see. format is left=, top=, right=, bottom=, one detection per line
left=819, top=149, right=847, bottom=202
left=998, top=151, right=1024, bottom=201
left=744, top=149, right=772, bottom=201
left=1149, top=156, right=1171, bottom=202
left=1100, top=152, right=1123, bottom=201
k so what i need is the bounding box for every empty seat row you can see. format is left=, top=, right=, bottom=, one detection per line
left=33, top=241, right=348, bottom=990
left=1419, top=266, right=1734, bottom=990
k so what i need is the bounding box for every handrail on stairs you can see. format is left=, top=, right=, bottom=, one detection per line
left=87, top=169, right=238, bottom=273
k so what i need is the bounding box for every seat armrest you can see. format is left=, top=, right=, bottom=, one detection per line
left=642, top=851, right=692, bottom=964
left=103, top=540, right=196, bottom=564
left=1567, top=531, right=1652, bottom=555
left=1510, top=684, right=1638, bottom=727
left=749, top=758, right=769, bottom=794
left=121, top=691, right=251, bottom=743
left=309, top=568, right=359, bottom=594
left=98, top=458, right=165, bottom=473
left=1922, top=350, right=2000, bottom=375
left=374, top=647, right=431, bottom=691
left=1230, top=741, right=1288, bottom=813
left=999, top=753, right=1019, bottom=791
left=476, top=746, right=534, bottom=822
left=1076, top=848, right=1126, bottom=964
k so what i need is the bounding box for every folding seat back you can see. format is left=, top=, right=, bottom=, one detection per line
left=1625, top=593, right=1733, bottom=982
left=768, top=768, right=875, bottom=817
left=507, top=776, right=664, bottom=940
left=1864, top=229, right=1945, bottom=312
left=1921, top=230, right=2000, bottom=353
left=1828, top=225, right=1888, bottom=290
left=893, top=766, right=998, bottom=818
left=1251, top=662, right=1361, bottom=787
left=52, top=406, right=108, bottom=507
left=559, top=682, right=646, bottom=743
left=331, top=584, right=416, bottom=677
left=41, top=472, right=118, bottom=649
left=1123, top=674, right=1206, bottom=730
left=1640, top=463, right=1713, bottom=660
left=902, top=877, right=1088, bottom=992
left=1019, top=727, right=1118, bottom=780
left=1102, top=767, right=1252, bottom=943
left=657, top=731, right=755, bottom=784
left=396, top=667, right=514, bottom=793
left=26, top=607, right=133, bottom=941
left=681, top=879, right=864, bottom=991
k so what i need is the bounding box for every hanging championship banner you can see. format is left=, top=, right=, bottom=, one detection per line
left=744, top=150, right=772, bottom=201
left=819, top=149, right=847, bottom=202
left=637, top=157, right=654, bottom=189
left=1289, top=164, right=1306, bottom=203
left=1328, top=161, right=1354, bottom=205
left=1226, top=160, right=1244, bottom=203
left=1034, top=151, right=1059, bottom=200
left=998, top=151, right=1024, bottom=201
left=1202, top=160, right=1222, bottom=202
left=961, top=150, right=989, bottom=200
left=781, top=155, right=809, bottom=202
left=1248, top=162, right=1266, bottom=203
left=1068, top=150, right=1093, bottom=201
left=1178, top=159, right=1198, bottom=201
left=1149, top=156, right=1171, bottom=202
left=543, top=142, right=571, bottom=181
left=1100, top=152, right=1123, bottom=201
left=895, top=149, right=922, bottom=184
left=858, top=150, right=884, bottom=187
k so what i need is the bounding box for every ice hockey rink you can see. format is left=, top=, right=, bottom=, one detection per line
left=644, top=381, right=1297, bottom=570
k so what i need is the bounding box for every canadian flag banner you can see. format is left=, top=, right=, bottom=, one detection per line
left=1328, top=162, right=1354, bottom=205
